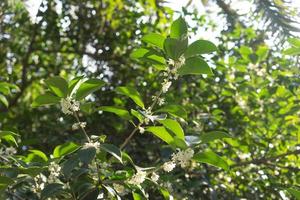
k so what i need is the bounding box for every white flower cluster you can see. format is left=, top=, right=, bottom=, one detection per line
left=60, top=97, right=80, bottom=115
left=48, top=161, right=61, bottom=183
left=172, top=148, right=194, bottom=168
left=166, top=55, right=185, bottom=80
left=162, top=80, right=172, bottom=93
left=0, top=146, right=17, bottom=156
left=83, top=141, right=101, bottom=153
left=150, top=172, right=159, bottom=182
left=72, top=122, right=87, bottom=130
left=33, top=173, right=47, bottom=194
left=128, top=170, right=147, bottom=185
left=138, top=126, right=145, bottom=134
left=162, top=161, right=176, bottom=172
left=162, top=148, right=194, bottom=172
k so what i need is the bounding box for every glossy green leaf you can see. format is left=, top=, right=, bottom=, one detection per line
left=132, top=192, right=144, bottom=200
left=287, top=38, right=300, bottom=47
left=98, top=106, right=131, bottom=119
left=0, top=94, right=8, bottom=107
left=146, top=126, right=174, bottom=144
left=29, top=150, right=48, bottom=162
left=170, top=136, right=188, bottom=149
left=287, top=187, right=300, bottom=199
left=159, top=119, right=184, bottom=140
left=100, top=143, right=123, bottom=164
left=53, top=142, right=79, bottom=158
left=141, top=33, right=165, bottom=49
left=68, top=76, right=83, bottom=96
left=156, top=104, right=187, bottom=119
left=184, top=40, right=217, bottom=58
left=41, top=183, right=64, bottom=200
left=45, top=76, right=68, bottom=98
left=77, top=146, right=96, bottom=164
left=283, top=47, right=300, bottom=55
left=178, top=57, right=213, bottom=75
left=164, top=38, right=187, bottom=60
left=193, top=150, right=229, bottom=171
left=116, top=86, right=144, bottom=108
left=32, top=92, right=61, bottom=107
left=170, top=17, right=187, bottom=39
left=76, top=78, right=105, bottom=100
left=199, top=131, right=232, bottom=143
left=131, top=109, right=144, bottom=122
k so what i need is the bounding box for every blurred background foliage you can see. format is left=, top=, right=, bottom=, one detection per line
left=1, top=0, right=300, bottom=199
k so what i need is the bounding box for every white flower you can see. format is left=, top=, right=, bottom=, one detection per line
left=172, top=148, right=194, bottom=168
left=60, top=97, right=80, bottom=115
left=113, top=183, right=125, bottom=194
left=167, top=59, right=175, bottom=66
left=162, top=161, right=176, bottom=172
left=128, top=170, right=147, bottom=185
left=138, top=126, right=145, bottom=134
left=0, top=146, right=17, bottom=156
left=72, top=122, right=87, bottom=130
left=48, top=162, right=61, bottom=183
left=162, top=81, right=172, bottom=93
left=83, top=141, right=100, bottom=150
left=158, top=97, right=165, bottom=106
left=151, top=172, right=159, bottom=182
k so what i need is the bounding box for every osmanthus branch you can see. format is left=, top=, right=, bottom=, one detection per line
left=74, top=111, right=91, bottom=142
left=119, top=73, right=172, bottom=150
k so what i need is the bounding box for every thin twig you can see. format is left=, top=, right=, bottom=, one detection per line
left=74, top=112, right=90, bottom=142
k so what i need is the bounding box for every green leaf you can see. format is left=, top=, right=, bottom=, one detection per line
left=287, top=187, right=300, bottom=199
left=62, top=155, right=79, bottom=178
left=164, top=38, right=187, bottom=60
left=170, top=17, right=187, bottom=39
left=116, top=86, right=144, bottom=108
left=100, top=143, right=123, bottom=164
left=283, top=47, right=300, bottom=55
left=130, top=48, right=166, bottom=65
left=78, top=146, right=96, bottom=164
left=287, top=38, right=300, bottom=47
left=178, top=57, right=213, bottom=76
left=0, top=94, right=8, bottom=107
left=141, top=33, right=165, bottom=49
left=0, top=176, right=14, bottom=185
left=156, top=104, right=187, bottom=119
left=28, top=150, right=48, bottom=162
left=0, top=131, right=19, bottom=146
left=45, top=76, right=68, bottom=98
left=53, top=142, right=79, bottom=158
left=76, top=79, right=105, bottom=100
left=193, top=150, right=229, bottom=171
left=32, top=92, right=61, bottom=107
left=184, top=40, right=217, bottom=58
left=170, top=136, right=188, bottom=149
left=159, top=119, right=184, bottom=140
left=131, top=109, right=144, bottom=122
left=41, top=183, right=64, bottom=200
left=132, top=192, right=144, bottom=200
left=199, top=131, right=232, bottom=143
left=98, top=106, right=131, bottom=120
left=68, top=76, right=83, bottom=96
left=146, top=126, right=174, bottom=144
left=159, top=187, right=171, bottom=200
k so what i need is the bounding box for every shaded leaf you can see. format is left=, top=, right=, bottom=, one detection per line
left=164, top=38, right=187, bottom=60
left=170, top=17, right=187, bottom=39
left=159, top=119, right=184, bottom=140
left=98, top=106, right=131, bottom=120
left=141, top=33, right=165, bottom=49
left=32, top=92, right=61, bottom=107
left=116, top=86, right=144, bottom=108
left=100, top=143, right=123, bottom=163
left=45, top=76, right=68, bottom=98
left=199, top=131, right=232, bottom=143
left=76, top=79, right=105, bottom=100
left=193, top=150, right=229, bottom=171
left=185, top=40, right=217, bottom=58
left=41, top=183, right=64, bottom=200
left=156, top=104, right=187, bottom=119
left=146, top=126, right=174, bottom=144
left=178, top=57, right=213, bottom=75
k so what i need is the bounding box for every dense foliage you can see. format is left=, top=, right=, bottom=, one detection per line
left=1, top=0, right=300, bottom=199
